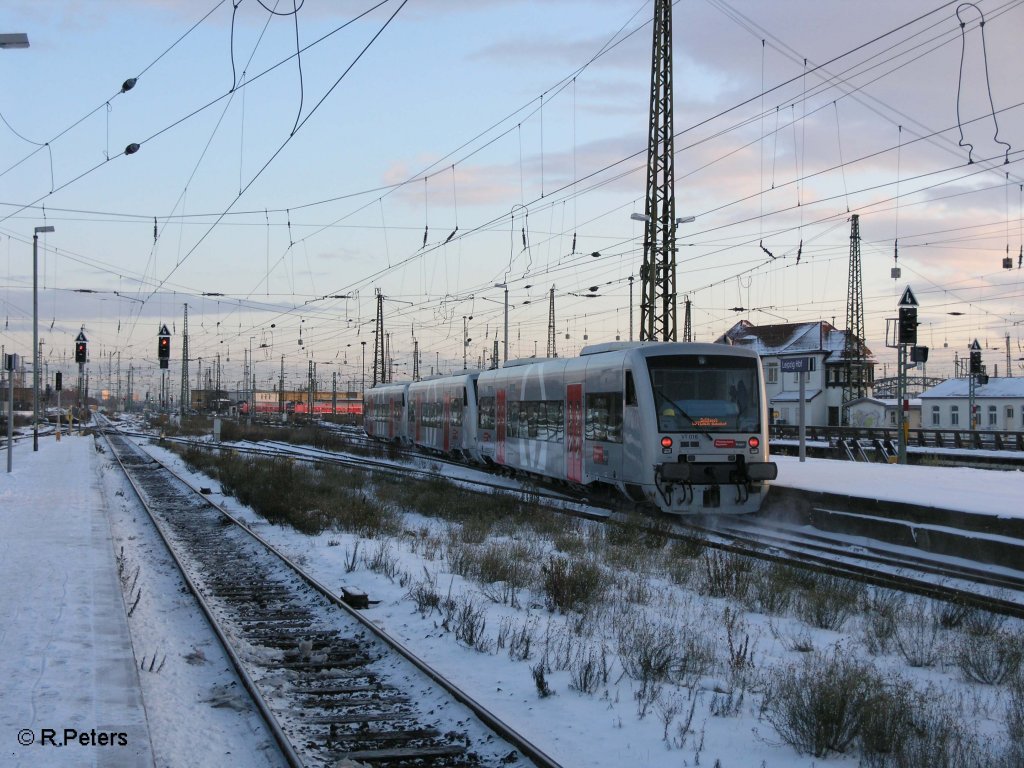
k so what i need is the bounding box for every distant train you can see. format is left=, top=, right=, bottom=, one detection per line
left=364, top=342, right=778, bottom=514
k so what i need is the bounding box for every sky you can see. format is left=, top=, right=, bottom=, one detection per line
left=2, top=0, right=1023, bottom=400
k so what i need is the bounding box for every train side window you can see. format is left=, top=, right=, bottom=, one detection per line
left=625, top=371, right=637, bottom=406
left=478, top=396, right=495, bottom=430
left=507, top=401, right=520, bottom=437
left=549, top=401, right=564, bottom=442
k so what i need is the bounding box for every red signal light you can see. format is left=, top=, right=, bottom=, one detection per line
left=660, top=436, right=673, bottom=449
left=748, top=436, right=760, bottom=449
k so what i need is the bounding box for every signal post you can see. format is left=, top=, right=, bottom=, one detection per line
left=74, top=329, right=88, bottom=427
left=889, top=287, right=928, bottom=465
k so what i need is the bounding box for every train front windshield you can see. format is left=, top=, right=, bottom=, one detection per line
left=647, top=354, right=761, bottom=433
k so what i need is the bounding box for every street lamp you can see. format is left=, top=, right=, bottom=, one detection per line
left=494, top=283, right=509, bottom=365
left=630, top=212, right=695, bottom=225
left=33, top=225, right=54, bottom=451
left=360, top=341, right=366, bottom=394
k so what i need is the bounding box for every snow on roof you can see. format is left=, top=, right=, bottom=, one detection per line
left=921, top=377, right=1024, bottom=399
left=715, top=319, right=873, bottom=359
left=771, top=388, right=822, bottom=402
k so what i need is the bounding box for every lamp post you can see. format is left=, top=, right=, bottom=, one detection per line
left=629, top=213, right=695, bottom=341
left=360, top=340, right=366, bottom=394
left=33, top=225, right=54, bottom=450
left=494, top=283, right=509, bottom=365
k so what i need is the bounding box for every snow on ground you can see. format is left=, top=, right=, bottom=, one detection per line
left=2, top=436, right=284, bottom=768
left=774, top=454, right=1024, bottom=517
left=5, top=428, right=1024, bottom=767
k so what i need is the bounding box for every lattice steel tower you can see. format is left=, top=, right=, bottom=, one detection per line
left=179, top=303, right=189, bottom=417
left=373, top=289, right=385, bottom=387
left=546, top=286, right=557, bottom=358
left=842, top=214, right=868, bottom=423
left=682, top=295, right=692, bottom=343
left=640, top=0, right=679, bottom=341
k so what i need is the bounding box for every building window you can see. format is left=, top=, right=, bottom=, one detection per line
left=950, top=405, right=959, bottom=426
left=931, top=405, right=940, bottom=426
left=766, top=364, right=778, bottom=385
left=889, top=410, right=897, bottom=425
left=988, top=405, right=997, bottom=426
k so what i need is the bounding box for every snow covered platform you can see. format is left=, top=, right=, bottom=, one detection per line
left=1, top=437, right=153, bottom=767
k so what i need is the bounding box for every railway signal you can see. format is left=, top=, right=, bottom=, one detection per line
left=158, top=324, right=170, bottom=370
left=74, top=340, right=87, bottom=363
left=889, top=287, right=927, bottom=465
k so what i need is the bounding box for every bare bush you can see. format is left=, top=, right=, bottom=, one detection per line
left=894, top=599, right=945, bottom=668
left=893, top=689, right=989, bottom=768
left=860, top=589, right=905, bottom=656
left=763, top=650, right=877, bottom=758
left=616, top=620, right=677, bottom=685
left=857, top=676, right=917, bottom=767
left=616, top=617, right=714, bottom=689
left=531, top=662, right=553, bottom=698
left=446, top=593, right=492, bottom=652
left=744, top=560, right=800, bottom=616
left=1007, top=673, right=1024, bottom=743
left=364, top=539, right=400, bottom=580
left=568, top=642, right=609, bottom=695
left=406, top=568, right=441, bottom=616
left=696, top=550, right=754, bottom=601
left=794, top=573, right=865, bottom=631
left=955, top=630, right=1024, bottom=685
left=540, top=555, right=609, bottom=614
left=496, top=615, right=537, bottom=661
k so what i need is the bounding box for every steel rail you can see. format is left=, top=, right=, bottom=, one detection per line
left=108, top=424, right=563, bottom=768
left=99, top=426, right=304, bottom=768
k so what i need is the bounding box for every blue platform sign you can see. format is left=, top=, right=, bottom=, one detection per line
left=780, top=356, right=815, bottom=373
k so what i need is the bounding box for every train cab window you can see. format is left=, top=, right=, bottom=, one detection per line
left=648, top=354, right=760, bottom=433
left=625, top=371, right=637, bottom=406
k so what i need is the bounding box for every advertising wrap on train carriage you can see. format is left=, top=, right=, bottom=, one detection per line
left=566, top=383, right=583, bottom=483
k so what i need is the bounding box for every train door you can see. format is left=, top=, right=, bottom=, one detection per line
left=388, top=396, right=395, bottom=440
left=566, top=383, right=583, bottom=482
left=622, top=369, right=643, bottom=482
left=496, top=389, right=506, bottom=464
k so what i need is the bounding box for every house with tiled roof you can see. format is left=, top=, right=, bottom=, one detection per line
left=715, top=320, right=876, bottom=427
left=919, top=377, right=1024, bottom=431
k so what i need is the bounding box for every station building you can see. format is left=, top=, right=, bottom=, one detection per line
left=715, top=320, right=876, bottom=427
left=919, top=377, right=1024, bottom=432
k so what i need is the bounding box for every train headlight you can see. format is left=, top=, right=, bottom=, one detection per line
left=748, top=436, right=760, bottom=450
left=660, top=436, right=673, bottom=449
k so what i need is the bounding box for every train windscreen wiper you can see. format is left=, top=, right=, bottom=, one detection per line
left=653, top=389, right=712, bottom=441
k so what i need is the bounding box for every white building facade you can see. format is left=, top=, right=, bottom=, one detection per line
left=919, top=377, right=1024, bottom=431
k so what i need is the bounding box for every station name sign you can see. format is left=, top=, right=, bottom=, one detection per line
left=780, top=356, right=816, bottom=373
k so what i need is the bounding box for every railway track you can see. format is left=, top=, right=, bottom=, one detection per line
left=100, top=426, right=558, bottom=768
left=682, top=513, right=1024, bottom=619
left=122, top=420, right=1024, bottom=618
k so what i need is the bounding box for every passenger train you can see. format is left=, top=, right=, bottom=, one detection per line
left=364, top=342, right=778, bottom=514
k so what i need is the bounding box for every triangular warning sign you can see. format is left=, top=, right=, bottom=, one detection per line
left=970, top=338, right=981, bottom=350
left=75, top=330, right=87, bottom=342
left=898, top=286, right=918, bottom=307
left=158, top=324, right=170, bottom=337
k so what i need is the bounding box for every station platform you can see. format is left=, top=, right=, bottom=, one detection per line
left=1, top=436, right=154, bottom=767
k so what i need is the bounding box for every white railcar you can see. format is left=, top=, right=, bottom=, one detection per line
left=407, top=373, right=481, bottom=461
left=475, top=342, right=776, bottom=514
left=363, top=382, right=410, bottom=443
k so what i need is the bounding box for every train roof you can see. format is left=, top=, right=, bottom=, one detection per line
left=580, top=340, right=759, bottom=358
